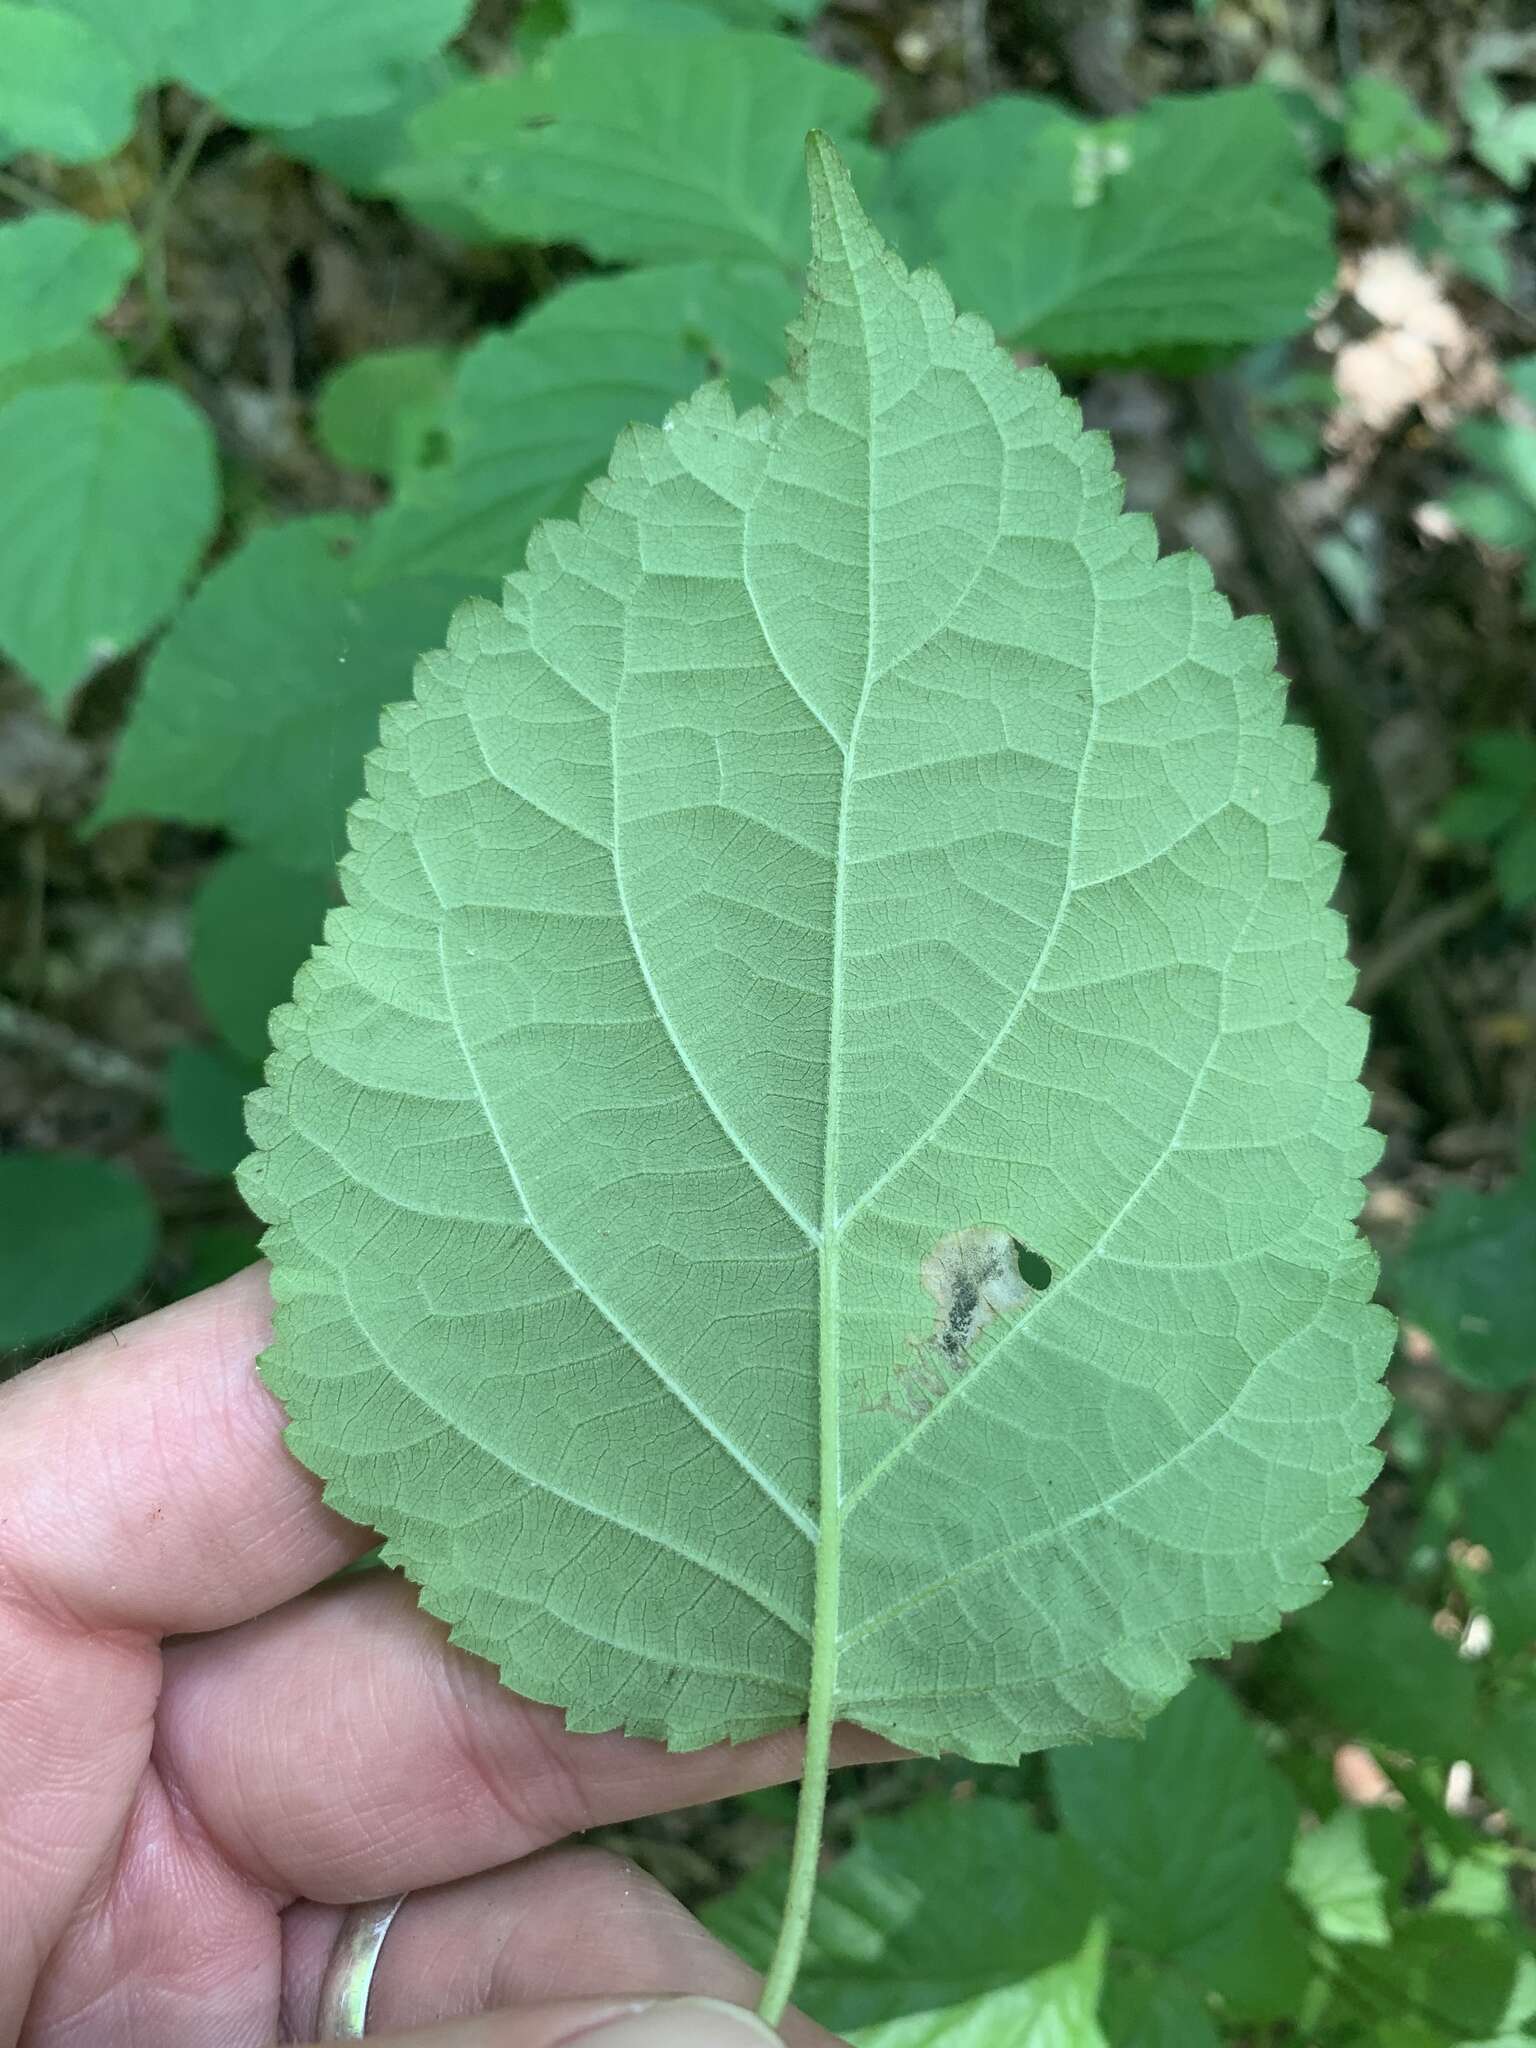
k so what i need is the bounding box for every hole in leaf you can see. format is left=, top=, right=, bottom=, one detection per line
left=1015, top=1242, right=1053, bottom=1292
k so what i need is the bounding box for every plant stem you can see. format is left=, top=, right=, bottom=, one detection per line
left=757, top=1233, right=843, bottom=2027
left=139, top=102, right=218, bottom=371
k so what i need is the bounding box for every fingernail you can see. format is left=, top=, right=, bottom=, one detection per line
left=567, top=1996, right=781, bottom=2045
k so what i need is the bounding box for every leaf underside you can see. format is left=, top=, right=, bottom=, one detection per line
left=241, top=139, right=1390, bottom=1761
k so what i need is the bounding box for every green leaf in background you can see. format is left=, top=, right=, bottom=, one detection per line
left=571, top=0, right=824, bottom=24
left=190, top=851, right=333, bottom=1061
left=165, top=1042, right=261, bottom=1175
left=1049, top=1677, right=1296, bottom=1961
left=1393, top=1132, right=1536, bottom=1388
left=0, top=328, right=120, bottom=408
left=268, top=51, right=477, bottom=222
left=1342, top=73, right=1449, bottom=169
left=0, top=2, right=137, bottom=163
left=172, top=0, right=473, bottom=127
left=0, top=213, right=136, bottom=370
left=97, top=517, right=473, bottom=870
left=0, top=379, right=217, bottom=701
left=885, top=85, right=1333, bottom=362
left=1100, top=1969, right=1219, bottom=2048
left=315, top=345, right=456, bottom=481
left=850, top=1924, right=1109, bottom=2048
left=240, top=141, right=1388, bottom=1778
left=387, top=32, right=879, bottom=265
left=21, top=0, right=193, bottom=85
left=706, top=1799, right=1098, bottom=2030
left=359, top=261, right=796, bottom=585
left=0, top=1153, right=156, bottom=1349
left=1475, top=1695, right=1536, bottom=1842
left=1278, top=1579, right=1479, bottom=1757
left=1289, top=1808, right=1392, bottom=1947
left=1457, top=1403, right=1536, bottom=1648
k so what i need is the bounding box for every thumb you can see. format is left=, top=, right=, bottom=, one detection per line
left=304, top=1994, right=796, bottom=2047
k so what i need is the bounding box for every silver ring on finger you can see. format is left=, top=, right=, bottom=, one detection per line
left=315, top=1893, right=408, bottom=2039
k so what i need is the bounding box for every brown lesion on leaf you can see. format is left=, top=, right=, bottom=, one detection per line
left=868, top=1225, right=1050, bottom=1422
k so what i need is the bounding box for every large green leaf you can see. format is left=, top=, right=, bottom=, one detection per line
left=0, top=213, right=136, bottom=370
left=359, top=263, right=797, bottom=586
left=0, top=379, right=217, bottom=701
left=850, top=1925, right=1109, bottom=2048
left=706, top=1799, right=1098, bottom=2030
left=0, top=1153, right=156, bottom=1350
left=0, top=1, right=137, bottom=162
left=386, top=31, right=878, bottom=265
left=884, top=86, right=1333, bottom=362
left=96, top=518, right=473, bottom=869
left=240, top=141, right=1388, bottom=1763
left=1049, top=1676, right=1297, bottom=1961
left=171, top=0, right=473, bottom=127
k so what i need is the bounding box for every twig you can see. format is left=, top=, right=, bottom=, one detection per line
left=0, top=997, right=160, bottom=1103
left=137, top=101, right=219, bottom=372
left=958, top=0, right=995, bottom=98
left=1354, top=881, right=1501, bottom=1006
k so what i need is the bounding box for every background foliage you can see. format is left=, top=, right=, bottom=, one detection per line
left=1, top=2, right=1534, bottom=2044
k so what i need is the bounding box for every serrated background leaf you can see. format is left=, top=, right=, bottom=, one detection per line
left=241, top=144, right=1388, bottom=1761
left=885, top=86, right=1333, bottom=361
left=704, top=1798, right=1098, bottom=2029
left=850, top=1925, right=1109, bottom=2048
left=0, top=1153, right=156, bottom=1349
left=96, top=518, right=473, bottom=867
left=387, top=32, right=879, bottom=264
left=0, top=379, right=217, bottom=700
left=1049, top=1676, right=1297, bottom=1960
left=0, top=213, right=137, bottom=369
left=358, top=262, right=796, bottom=585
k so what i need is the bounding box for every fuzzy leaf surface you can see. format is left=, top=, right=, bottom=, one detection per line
left=241, top=142, right=1388, bottom=1759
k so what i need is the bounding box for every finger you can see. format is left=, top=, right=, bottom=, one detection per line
left=157, top=1571, right=891, bottom=1901
left=0, top=1267, right=368, bottom=1640
left=283, top=1846, right=838, bottom=2046
left=298, top=1997, right=795, bottom=2048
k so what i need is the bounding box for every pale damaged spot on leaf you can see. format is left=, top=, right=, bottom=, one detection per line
left=876, top=1227, right=1049, bottom=1421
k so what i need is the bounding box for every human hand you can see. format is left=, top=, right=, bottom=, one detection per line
left=0, top=1268, right=876, bottom=2047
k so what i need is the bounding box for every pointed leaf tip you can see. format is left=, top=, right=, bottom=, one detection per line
left=804, top=129, right=872, bottom=264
